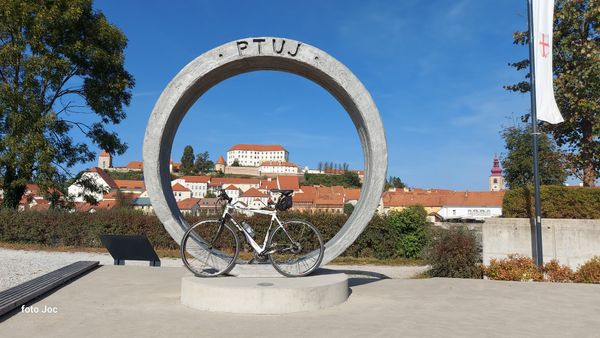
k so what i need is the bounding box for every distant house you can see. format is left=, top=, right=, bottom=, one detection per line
left=114, top=180, right=145, bottom=194
left=239, top=188, right=270, bottom=209
left=132, top=197, right=153, bottom=214
left=258, top=161, right=300, bottom=175
left=171, top=176, right=210, bottom=198
left=379, top=189, right=505, bottom=221
left=197, top=198, right=221, bottom=216
left=226, top=144, right=288, bottom=167
left=437, top=192, right=504, bottom=220
left=177, top=198, right=201, bottom=216
left=67, top=167, right=117, bottom=202
left=172, top=183, right=192, bottom=201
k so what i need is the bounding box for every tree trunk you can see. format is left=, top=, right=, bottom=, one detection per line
left=2, top=165, right=26, bottom=209
left=581, top=120, right=596, bottom=187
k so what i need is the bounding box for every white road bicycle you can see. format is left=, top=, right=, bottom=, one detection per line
left=180, top=189, right=324, bottom=277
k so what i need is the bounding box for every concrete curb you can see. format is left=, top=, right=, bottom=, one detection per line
left=180, top=273, right=349, bottom=314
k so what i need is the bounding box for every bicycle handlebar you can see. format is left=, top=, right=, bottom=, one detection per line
left=218, top=190, right=233, bottom=204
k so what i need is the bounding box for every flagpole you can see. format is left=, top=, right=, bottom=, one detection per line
left=527, top=0, right=544, bottom=267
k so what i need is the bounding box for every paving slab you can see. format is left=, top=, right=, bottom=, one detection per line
left=0, top=265, right=598, bottom=338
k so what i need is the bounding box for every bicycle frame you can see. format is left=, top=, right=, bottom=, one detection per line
left=220, top=203, right=285, bottom=255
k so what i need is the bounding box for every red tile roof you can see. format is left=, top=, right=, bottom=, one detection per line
left=241, top=188, right=269, bottom=198
left=88, top=167, right=118, bottom=189
left=224, top=185, right=239, bottom=191
left=126, top=161, right=143, bottom=169
left=344, top=188, right=361, bottom=201
left=228, top=144, right=286, bottom=152
left=103, top=191, right=118, bottom=199
left=382, top=190, right=505, bottom=208
left=114, top=180, right=145, bottom=190
left=277, top=176, right=300, bottom=191
left=216, top=155, right=225, bottom=165
left=100, top=150, right=110, bottom=157
left=181, top=175, right=210, bottom=183
left=443, top=191, right=505, bottom=207
left=210, top=177, right=260, bottom=185
left=96, top=200, right=115, bottom=209
left=260, top=180, right=278, bottom=190
left=177, top=198, right=201, bottom=210
left=172, top=183, right=191, bottom=192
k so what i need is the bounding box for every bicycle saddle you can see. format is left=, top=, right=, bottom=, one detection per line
left=270, top=189, right=293, bottom=195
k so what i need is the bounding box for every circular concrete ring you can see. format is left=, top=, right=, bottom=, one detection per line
left=143, top=37, right=387, bottom=268
left=180, top=273, right=349, bottom=314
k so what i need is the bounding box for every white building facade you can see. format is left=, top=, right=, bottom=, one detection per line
left=259, top=161, right=300, bottom=175
left=67, top=168, right=115, bottom=202
left=171, top=176, right=210, bottom=198
left=437, top=205, right=502, bottom=220
left=227, top=144, right=288, bottom=167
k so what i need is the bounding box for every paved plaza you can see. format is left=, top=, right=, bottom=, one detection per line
left=0, top=265, right=598, bottom=337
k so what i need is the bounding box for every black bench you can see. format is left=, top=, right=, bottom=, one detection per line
left=0, top=261, right=99, bottom=318
left=100, top=235, right=161, bottom=267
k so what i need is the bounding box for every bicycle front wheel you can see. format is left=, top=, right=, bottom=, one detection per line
left=268, top=220, right=324, bottom=277
left=181, top=219, right=239, bottom=277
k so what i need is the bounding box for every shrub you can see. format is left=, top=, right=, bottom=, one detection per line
left=387, top=206, right=428, bottom=258
left=484, top=255, right=543, bottom=281
left=426, top=226, right=482, bottom=279
left=0, top=209, right=409, bottom=260
left=574, top=256, right=600, bottom=284
left=543, top=260, right=574, bottom=283
left=503, top=186, right=600, bottom=218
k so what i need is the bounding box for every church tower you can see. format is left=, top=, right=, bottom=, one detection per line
left=98, top=150, right=112, bottom=170
left=489, top=156, right=504, bottom=191
left=215, top=155, right=226, bottom=172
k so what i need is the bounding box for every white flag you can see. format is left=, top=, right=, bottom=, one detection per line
left=532, top=0, right=564, bottom=124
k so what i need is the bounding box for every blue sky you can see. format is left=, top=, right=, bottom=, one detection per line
left=78, top=0, right=536, bottom=190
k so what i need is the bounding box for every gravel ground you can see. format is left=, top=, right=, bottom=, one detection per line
left=0, top=248, right=428, bottom=291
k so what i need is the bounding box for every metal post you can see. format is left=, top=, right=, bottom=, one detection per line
left=527, top=0, right=544, bottom=266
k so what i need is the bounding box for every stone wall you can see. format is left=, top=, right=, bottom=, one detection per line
left=483, top=218, right=600, bottom=269
left=223, top=166, right=259, bottom=177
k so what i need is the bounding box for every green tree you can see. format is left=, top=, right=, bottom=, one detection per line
left=505, top=0, right=600, bottom=186
left=343, top=203, right=354, bottom=215
left=500, top=124, right=568, bottom=188
left=387, top=205, right=428, bottom=258
left=180, top=145, right=195, bottom=174
left=231, top=159, right=240, bottom=167
left=194, top=151, right=214, bottom=173
left=0, top=0, right=134, bottom=208
left=205, top=191, right=216, bottom=198
left=385, top=176, right=406, bottom=190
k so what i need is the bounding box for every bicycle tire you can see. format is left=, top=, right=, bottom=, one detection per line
left=181, top=219, right=240, bottom=277
left=267, top=219, right=324, bottom=277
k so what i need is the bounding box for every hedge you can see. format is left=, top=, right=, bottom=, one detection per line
left=0, top=208, right=426, bottom=259
left=502, top=185, right=600, bottom=219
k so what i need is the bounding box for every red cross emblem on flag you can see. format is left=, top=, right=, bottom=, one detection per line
left=539, top=33, right=550, bottom=58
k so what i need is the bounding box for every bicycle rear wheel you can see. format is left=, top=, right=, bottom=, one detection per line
left=267, top=220, right=324, bottom=277
left=181, top=219, right=239, bottom=277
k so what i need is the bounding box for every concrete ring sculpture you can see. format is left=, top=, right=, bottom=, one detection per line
left=143, top=37, right=387, bottom=272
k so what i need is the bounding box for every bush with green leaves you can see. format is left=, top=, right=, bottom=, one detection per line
left=0, top=208, right=422, bottom=260
left=426, top=226, right=482, bottom=279
left=386, top=206, right=428, bottom=258
left=503, top=186, right=600, bottom=219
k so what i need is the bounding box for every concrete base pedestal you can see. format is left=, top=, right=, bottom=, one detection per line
left=180, top=273, right=349, bottom=314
